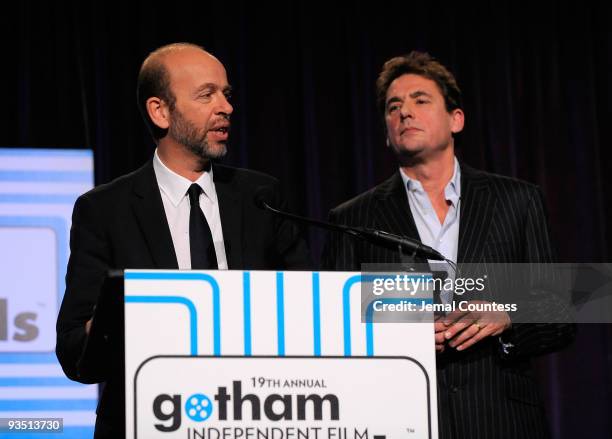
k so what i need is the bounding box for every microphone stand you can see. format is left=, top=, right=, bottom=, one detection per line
left=257, top=200, right=446, bottom=262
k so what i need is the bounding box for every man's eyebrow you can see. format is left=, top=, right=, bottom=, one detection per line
left=386, top=96, right=402, bottom=107
left=409, top=90, right=432, bottom=99
left=194, top=83, right=233, bottom=95
left=195, top=83, right=216, bottom=92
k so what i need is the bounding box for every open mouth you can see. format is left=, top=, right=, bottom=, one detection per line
left=209, top=126, right=230, bottom=142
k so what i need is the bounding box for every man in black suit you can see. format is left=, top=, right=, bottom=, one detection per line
left=56, top=43, right=310, bottom=438
left=323, top=52, right=574, bottom=438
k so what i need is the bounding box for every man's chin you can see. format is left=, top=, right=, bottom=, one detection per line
left=206, top=143, right=227, bottom=159
left=393, top=147, right=425, bottom=165
left=183, top=142, right=227, bottom=162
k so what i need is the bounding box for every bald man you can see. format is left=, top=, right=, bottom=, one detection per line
left=56, top=43, right=310, bottom=438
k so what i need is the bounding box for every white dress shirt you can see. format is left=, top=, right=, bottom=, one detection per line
left=153, top=149, right=228, bottom=269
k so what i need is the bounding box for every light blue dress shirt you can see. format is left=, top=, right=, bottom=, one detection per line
left=399, top=158, right=461, bottom=303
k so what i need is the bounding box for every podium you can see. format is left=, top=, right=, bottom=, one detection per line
left=120, top=270, right=438, bottom=439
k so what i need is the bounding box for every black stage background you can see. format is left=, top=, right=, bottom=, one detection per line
left=2, top=2, right=611, bottom=437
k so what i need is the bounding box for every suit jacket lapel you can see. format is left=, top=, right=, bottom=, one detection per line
left=457, top=164, right=495, bottom=262
left=131, top=160, right=178, bottom=268
left=213, top=164, right=243, bottom=269
left=373, top=172, right=421, bottom=241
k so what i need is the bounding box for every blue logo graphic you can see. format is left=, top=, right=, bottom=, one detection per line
left=185, top=393, right=213, bottom=421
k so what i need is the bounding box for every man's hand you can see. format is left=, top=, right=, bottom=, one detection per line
left=435, top=314, right=448, bottom=353
left=441, top=300, right=511, bottom=351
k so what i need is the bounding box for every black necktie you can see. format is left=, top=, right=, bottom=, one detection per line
left=187, top=184, right=218, bottom=269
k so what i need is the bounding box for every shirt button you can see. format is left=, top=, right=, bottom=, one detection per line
left=450, top=386, right=459, bottom=393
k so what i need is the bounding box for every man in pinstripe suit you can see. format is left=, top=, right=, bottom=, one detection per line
left=323, top=52, right=575, bottom=438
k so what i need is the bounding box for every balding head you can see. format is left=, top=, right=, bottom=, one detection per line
left=137, top=43, right=219, bottom=140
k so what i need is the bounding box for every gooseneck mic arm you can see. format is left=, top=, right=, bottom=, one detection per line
left=254, top=190, right=445, bottom=261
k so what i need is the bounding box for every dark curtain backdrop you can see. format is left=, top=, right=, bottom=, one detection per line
left=3, top=1, right=611, bottom=437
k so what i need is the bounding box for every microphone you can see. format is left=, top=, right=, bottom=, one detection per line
left=254, top=187, right=445, bottom=261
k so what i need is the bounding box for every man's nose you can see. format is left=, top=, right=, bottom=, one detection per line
left=218, top=94, right=233, bottom=116
left=400, top=102, right=414, bottom=120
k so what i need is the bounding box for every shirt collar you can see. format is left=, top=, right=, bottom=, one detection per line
left=399, top=157, right=461, bottom=205
left=153, top=149, right=217, bottom=207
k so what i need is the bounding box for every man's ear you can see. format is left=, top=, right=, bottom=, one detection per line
left=146, top=97, right=170, bottom=130
left=450, top=108, right=465, bottom=134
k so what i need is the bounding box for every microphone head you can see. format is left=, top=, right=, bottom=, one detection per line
left=254, top=186, right=274, bottom=210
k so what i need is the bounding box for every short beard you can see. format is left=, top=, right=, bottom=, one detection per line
left=168, top=107, right=227, bottom=166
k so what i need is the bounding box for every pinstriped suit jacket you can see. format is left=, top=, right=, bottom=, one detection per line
left=322, top=163, right=575, bottom=439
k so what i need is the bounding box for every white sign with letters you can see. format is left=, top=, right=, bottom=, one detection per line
left=124, top=270, right=438, bottom=439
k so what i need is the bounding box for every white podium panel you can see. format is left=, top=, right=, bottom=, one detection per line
left=125, top=270, right=438, bottom=439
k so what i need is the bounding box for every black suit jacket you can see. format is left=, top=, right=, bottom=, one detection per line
left=322, top=164, right=575, bottom=439
left=56, top=160, right=310, bottom=437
